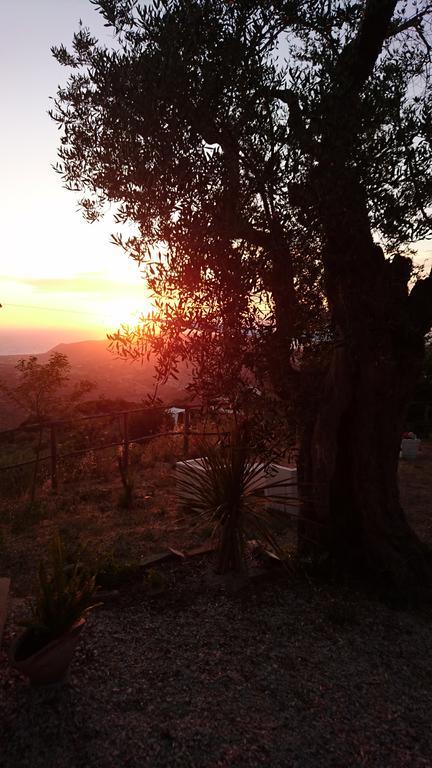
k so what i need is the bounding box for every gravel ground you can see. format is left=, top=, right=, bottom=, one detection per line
left=1, top=558, right=432, bottom=768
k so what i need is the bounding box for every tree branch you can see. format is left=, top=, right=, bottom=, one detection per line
left=386, top=6, right=432, bottom=39
left=235, top=220, right=272, bottom=250
left=272, top=88, right=317, bottom=155
left=328, top=0, right=398, bottom=103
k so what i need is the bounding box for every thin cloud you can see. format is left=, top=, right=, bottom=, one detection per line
left=13, top=273, right=143, bottom=294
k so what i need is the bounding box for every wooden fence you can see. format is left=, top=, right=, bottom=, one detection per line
left=0, top=405, right=223, bottom=494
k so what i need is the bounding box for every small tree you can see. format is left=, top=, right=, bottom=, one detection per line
left=0, top=352, right=95, bottom=501
left=0, top=352, right=94, bottom=423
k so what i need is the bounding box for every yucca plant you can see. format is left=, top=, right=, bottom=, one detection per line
left=20, top=533, right=100, bottom=653
left=177, top=430, right=299, bottom=574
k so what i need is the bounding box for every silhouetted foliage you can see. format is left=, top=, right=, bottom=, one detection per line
left=0, top=353, right=95, bottom=502
left=0, top=353, right=94, bottom=425
left=52, top=1, right=432, bottom=594
left=0, top=352, right=94, bottom=424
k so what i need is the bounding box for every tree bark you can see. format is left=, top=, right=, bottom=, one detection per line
left=297, top=0, right=432, bottom=597
left=298, top=325, right=432, bottom=595
left=297, top=157, right=432, bottom=594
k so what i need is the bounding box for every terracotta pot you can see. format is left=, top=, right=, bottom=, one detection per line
left=10, top=618, right=85, bottom=685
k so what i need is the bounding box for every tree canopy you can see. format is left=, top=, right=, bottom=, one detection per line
left=52, top=0, right=432, bottom=592
left=51, top=0, right=432, bottom=387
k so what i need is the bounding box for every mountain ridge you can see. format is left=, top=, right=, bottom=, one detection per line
left=0, top=338, right=191, bottom=430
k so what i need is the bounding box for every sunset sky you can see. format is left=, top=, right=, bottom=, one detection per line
left=1, top=1, right=431, bottom=355
left=0, top=0, right=151, bottom=354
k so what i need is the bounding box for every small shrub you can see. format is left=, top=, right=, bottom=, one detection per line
left=177, top=427, right=292, bottom=574
left=129, top=409, right=172, bottom=440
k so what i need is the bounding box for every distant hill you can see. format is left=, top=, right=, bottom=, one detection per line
left=0, top=339, right=192, bottom=430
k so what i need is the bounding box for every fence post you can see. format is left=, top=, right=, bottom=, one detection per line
left=123, top=412, right=129, bottom=475
left=183, top=408, right=190, bottom=457
left=50, top=424, right=58, bottom=494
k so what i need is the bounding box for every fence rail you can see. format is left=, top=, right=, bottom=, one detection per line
left=0, top=403, right=203, bottom=437
left=0, top=405, right=224, bottom=493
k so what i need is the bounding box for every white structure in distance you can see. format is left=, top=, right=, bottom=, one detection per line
left=167, top=407, right=186, bottom=427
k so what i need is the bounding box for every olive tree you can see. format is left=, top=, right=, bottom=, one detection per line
left=51, top=0, right=432, bottom=594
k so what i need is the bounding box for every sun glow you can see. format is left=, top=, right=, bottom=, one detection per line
left=101, top=296, right=155, bottom=332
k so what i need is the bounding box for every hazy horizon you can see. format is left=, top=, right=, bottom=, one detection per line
left=0, top=327, right=108, bottom=357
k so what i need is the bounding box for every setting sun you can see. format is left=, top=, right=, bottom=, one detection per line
left=0, top=270, right=155, bottom=354
left=101, top=296, right=155, bottom=332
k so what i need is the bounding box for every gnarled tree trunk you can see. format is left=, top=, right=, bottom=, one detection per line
left=297, top=0, right=432, bottom=596
left=298, top=318, right=431, bottom=595
left=297, top=170, right=432, bottom=595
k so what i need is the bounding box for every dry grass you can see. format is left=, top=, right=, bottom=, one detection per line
left=0, top=441, right=430, bottom=596
left=0, top=451, right=200, bottom=594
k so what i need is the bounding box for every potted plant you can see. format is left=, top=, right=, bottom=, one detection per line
left=10, top=534, right=100, bottom=685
